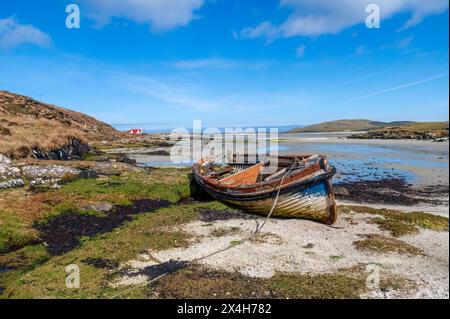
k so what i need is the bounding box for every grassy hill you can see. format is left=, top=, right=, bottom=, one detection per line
left=349, top=121, right=449, bottom=140
left=0, top=90, right=122, bottom=158
left=288, top=119, right=414, bottom=133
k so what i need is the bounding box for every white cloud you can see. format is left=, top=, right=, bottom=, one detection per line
left=339, top=67, right=397, bottom=86
left=0, top=16, right=51, bottom=49
left=295, top=44, right=306, bottom=57
left=237, top=0, right=448, bottom=40
left=170, top=58, right=273, bottom=70
left=235, top=21, right=277, bottom=41
left=396, top=35, right=415, bottom=49
left=172, top=58, right=238, bottom=69
left=354, top=45, right=367, bottom=56
left=380, top=35, right=414, bottom=50
left=102, top=66, right=306, bottom=115
left=81, top=0, right=204, bottom=31
left=349, top=73, right=448, bottom=102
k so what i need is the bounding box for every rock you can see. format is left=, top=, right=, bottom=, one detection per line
left=94, top=156, right=109, bottom=162
left=0, top=158, right=24, bottom=189
left=22, top=165, right=82, bottom=186
left=116, top=156, right=136, bottom=165
left=81, top=202, right=114, bottom=212
left=0, top=163, right=21, bottom=180
left=91, top=162, right=141, bottom=176
left=31, top=139, right=92, bottom=160
left=79, top=169, right=99, bottom=179
left=142, top=150, right=170, bottom=156
left=22, top=165, right=81, bottom=179
left=0, top=154, right=12, bottom=165
left=0, top=179, right=25, bottom=189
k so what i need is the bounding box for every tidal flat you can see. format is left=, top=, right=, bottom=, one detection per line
left=0, top=134, right=448, bottom=299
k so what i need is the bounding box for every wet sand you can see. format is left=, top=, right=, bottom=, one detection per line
left=278, top=134, right=448, bottom=186
left=111, top=134, right=449, bottom=215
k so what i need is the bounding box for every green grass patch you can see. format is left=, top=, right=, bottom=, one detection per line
left=83, top=153, right=117, bottom=161
left=0, top=212, right=39, bottom=254
left=1, top=168, right=190, bottom=256
left=60, top=171, right=189, bottom=204
left=0, top=202, right=206, bottom=299
left=249, top=232, right=283, bottom=245
left=149, top=265, right=368, bottom=299
left=369, top=218, right=419, bottom=237
left=149, top=264, right=412, bottom=299
left=0, top=244, right=50, bottom=270
left=210, top=227, right=241, bottom=237
left=353, top=234, right=424, bottom=255
left=268, top=272, right=364, bottom=299
left=329, top=255, right=344, bottom=261
left=93, top=140, right=173, bottom=151
left=340, top=205, right=448, bottom=237
left=229, top=240, right=242, bottom=246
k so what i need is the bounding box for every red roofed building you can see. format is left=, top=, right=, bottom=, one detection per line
left=128, top=128, right=143, bottom=135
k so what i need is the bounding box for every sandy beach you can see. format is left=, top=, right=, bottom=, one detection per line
left=1, top=131, right=448, bottom=299
left=117, top=204, right=449, bottom=299
left=97, top=135, right=449, bottom=299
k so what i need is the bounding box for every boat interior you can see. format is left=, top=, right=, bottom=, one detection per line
left=199, top=154, right=322, bottom=187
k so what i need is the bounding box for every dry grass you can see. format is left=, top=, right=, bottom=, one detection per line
left=340, top=205, right=448, bottom=237
left=148, top=264, right=415, bottom=299
left=210, top=227, right=241, bottom=237
left=0, top=116, right=86, bottom=158
left=353, top=234, right=424, bottom=256
left=350, top=121, right=449, bottom=139
left=0, top=90, right=123, bottom=158
left=379, top=121, right=448, bottom=136
left=249, top=232, right=283, bottom=245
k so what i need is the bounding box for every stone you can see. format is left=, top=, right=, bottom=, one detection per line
left=0, top=154, right=12, bottom=165
left=94, top=156, right=109, bottom=162
left=90, top=162, right=139, bottom=176
left=0, top=179, right=25, bottom=189
left=116, top=156, right=136, bottom=165
left=81, top=202, right=114, bottom=212
left=0, top=163, right=21, bottom=181
left=0, top=156, right=25, bottom=189
left=22, top=165, right=82, bottom=186
left=31, top=139, right=92, bottom=160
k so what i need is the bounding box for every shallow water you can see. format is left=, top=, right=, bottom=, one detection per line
left=131, top=133, right=449, bottom=186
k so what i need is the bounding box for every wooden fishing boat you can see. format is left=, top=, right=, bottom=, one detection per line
left=190, top=155, right=338, bottom=225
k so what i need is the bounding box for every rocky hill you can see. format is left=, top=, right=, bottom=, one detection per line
left=348, top=122, right=449, bottom=140
left=288, top=119, right=414, bottom=133
left=0, top=90, right=123, bottom=158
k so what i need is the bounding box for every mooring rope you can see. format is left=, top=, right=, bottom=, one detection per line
left=110, top=158, right=300, bottom=299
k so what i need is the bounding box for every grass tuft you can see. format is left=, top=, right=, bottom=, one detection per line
left=354, top=234, right=424, bottom=255
left=210, top=227, right=241, bottom=237
left=340, top=205, right=448, bottom=237
left=0, top=212, right=40, bottom=254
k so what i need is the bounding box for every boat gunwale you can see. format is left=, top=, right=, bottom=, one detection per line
left=192, top=165, right=336, bottom=201
left=192, top=155, right=332, bottom=194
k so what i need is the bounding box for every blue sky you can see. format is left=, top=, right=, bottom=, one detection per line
left=0, top=0, right=448, bottom=128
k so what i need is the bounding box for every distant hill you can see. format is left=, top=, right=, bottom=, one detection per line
left=287, top=119, right=414, bottom=133
left=0, top=90, right=122, bottom=158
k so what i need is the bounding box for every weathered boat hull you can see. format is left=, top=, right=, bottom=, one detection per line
left=220, top=180, right=336, bottom=224
left=191, top=160, right=337, bottom=224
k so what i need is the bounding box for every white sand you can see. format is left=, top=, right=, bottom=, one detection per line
left=117, top=207, right=449, bottom=299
